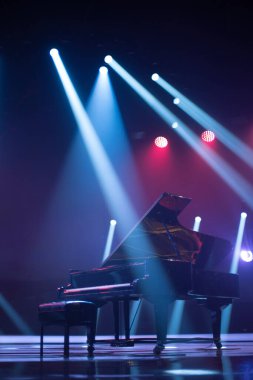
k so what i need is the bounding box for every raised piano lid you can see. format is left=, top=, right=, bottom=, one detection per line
left=102, top=192, right=233, bottom=273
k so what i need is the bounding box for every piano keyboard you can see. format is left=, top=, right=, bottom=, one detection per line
left=63, top=282, right=133, bottom=295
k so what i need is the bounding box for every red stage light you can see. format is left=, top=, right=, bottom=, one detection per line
left=154, top=136, right=168, bottom=148
left=201, top=130, right=215, bottom=142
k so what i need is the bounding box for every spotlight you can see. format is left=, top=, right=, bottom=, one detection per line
left=172, top=122, right=178, bottom=129
left=201, top=130, right=215, bottom=142
left=193, top=216, right=202, bottom=232
left=154, top=136, right=168, bottom=148
left=49, top=48, right=59, bottom=57
left=103, top=219, right=117, bottom=261
left=240, top=250, right=253, bottom=262
left=104, top=55, right=113, bottom=64
left=151, top=73, right=159, bottom=81
left=99, top=66, right=108, bottom=74
left=173, top=97, right=180, bottom=105
left=241, top=212, right=247, bottom=219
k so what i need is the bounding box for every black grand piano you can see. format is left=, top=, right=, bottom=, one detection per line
left=58, top=192, right=239, bottom=354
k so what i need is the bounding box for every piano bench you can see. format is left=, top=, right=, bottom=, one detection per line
left=38, top=300, right=97, bottom=357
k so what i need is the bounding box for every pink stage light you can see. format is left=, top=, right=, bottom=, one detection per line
left=154, top=136, right=168, bottom=148
left=201, top=130, right=215, bottom=142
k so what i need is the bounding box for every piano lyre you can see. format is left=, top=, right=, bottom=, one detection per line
left=58, top=192, right=240, bottom=354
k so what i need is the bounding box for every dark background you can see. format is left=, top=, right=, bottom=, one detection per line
left=0, top=0, right=253, bottom=335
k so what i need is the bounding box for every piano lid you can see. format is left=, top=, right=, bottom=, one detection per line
left=102, top=192, right=202, bottom=267
left=102, top=192, right=232, bottom=272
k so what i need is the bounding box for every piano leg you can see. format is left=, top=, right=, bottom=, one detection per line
left=153, top=299, right=170, bottom=355
left=210, top=307, right=222, bottom=350
left=111, top=299, right=135, bottom=347
left=86, top=320, right=97, bottom=357
left=204, top=298, right=231, bottom=350
left=64, top=325, right=70, bottom=358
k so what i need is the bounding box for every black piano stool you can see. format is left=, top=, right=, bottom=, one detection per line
left=38, top=300, right=97, bottom=357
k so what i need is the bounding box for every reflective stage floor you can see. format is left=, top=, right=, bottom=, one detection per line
left=0, top=334, right=252, bottom=379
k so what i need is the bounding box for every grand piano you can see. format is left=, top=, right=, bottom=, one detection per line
left=58, top=192, right=240, bottom=354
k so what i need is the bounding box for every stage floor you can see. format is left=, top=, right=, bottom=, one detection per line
left=0, top=334, right=252, bottom=379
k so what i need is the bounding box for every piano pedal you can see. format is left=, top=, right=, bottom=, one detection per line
left=87, top=344, right=95, bottom=357
left=110, top=339, right=135, bottom=347
left=213, top=338, right=222, bottom=350
left=153, top=343, right=165, bottom=355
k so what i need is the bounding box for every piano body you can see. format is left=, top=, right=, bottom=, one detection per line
left=58, top=192, right=239, bottom=354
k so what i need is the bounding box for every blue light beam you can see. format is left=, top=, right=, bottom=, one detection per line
left=0, top=294, right=32, bottom=334
left=168, top=300, right=185, bottom=334
left=50, top=49, right=137, bottom=233
left=231, top=212, right=247, bottom=274
left=103, top=220, right=117, bottom=262
left=168, top=216, right=202, bottom=334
